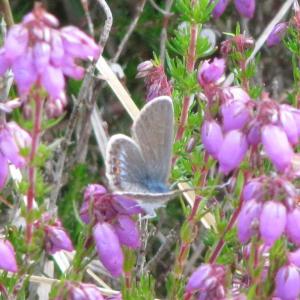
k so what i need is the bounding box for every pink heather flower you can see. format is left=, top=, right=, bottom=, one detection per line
left=186, top=264, right=213, bottom=292
left=286, top=208, right=300, bottom=245
left=136, top=60, right=172, bottom=102
left=198, top=58, right=225, bottom=87
left=267, top=23, right=288, bottom=47
left=262, top=125, right=294, bottom=172
left=280, top=105, right=299, bottom=145
left=221, top=86, right=251, bottom=104
left=247, top=122, right=261, bottom=146
left=0, top=239, right=18, bottom=273
left=212, top=0, right=230, bottom=18
left=0, top=4, right=101, bottom=99
left=113, top=215, right=140, bottom=249
left=234, top=0, right=256, bottom=19
left=93, top=222, right=124, bottom=277
left=259, top=201, right=286, bottom=245
left=237, top=199, right=262, bottom=243
left=201, top=120, right=223, bottom=159
left=218, top=130, right=248, bottom=174
left=221, top=100, right=250, bottom=132
left=44, top=225, right=74, bottom=254
left=45, top=96, right=67, bottom=118
left=275, top=264, right=300, bottom=300
left=288, top=248, right=300, bottom=267
left=242, top=179, right=263, bottom=202
left=0, top=123, right=30, bottom=188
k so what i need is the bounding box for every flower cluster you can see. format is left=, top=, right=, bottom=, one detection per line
left=0, top=3, right=100, bottom=108
left=0, top=121, right=31, bottom=188
left=137, top=60, right=172, bottom=102
left=237, top=176, right=300, bottom=246
left=212, top=0, right=256, bottom=19
left=80, top=184, right=141, bottom=277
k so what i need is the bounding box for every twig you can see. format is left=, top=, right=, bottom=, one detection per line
left=112, top=0, right=147, bottom=63
left=0, top=0, right=13, bottom=27
left=149, top=0, right=174, bottom=16
left=159, top=0, right=174, bottom=64
left=81, top=0, right=95, bottom=37
left=97, top=0, right=113, bottom=49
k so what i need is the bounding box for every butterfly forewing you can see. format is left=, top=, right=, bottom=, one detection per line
left=106, top=134, right=151, bottom=193
left=132, top=96, right=174, bottom=184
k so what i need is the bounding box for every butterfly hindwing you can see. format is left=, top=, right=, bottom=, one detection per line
left=132, top=96, right=174, bottom=184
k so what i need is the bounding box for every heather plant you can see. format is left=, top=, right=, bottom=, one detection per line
left=1, top=0, right=300, bottom=300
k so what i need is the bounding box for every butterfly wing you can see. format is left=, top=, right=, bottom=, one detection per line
left=132, top=96, right=174, bottom=185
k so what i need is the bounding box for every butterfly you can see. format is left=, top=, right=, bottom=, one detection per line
left=105, top=96, right=179, bottom=216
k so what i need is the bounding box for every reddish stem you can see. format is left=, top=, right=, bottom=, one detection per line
left=175, top=22, right=198, bottom=142
left=26, top=95, right=43, bottom=244
left=184, top=292, right=193, bottom=300
left=208, top=196, right=244, bottom=264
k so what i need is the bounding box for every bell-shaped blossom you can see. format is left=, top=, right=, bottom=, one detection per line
left=275, top=264, right=300, bottom=300
left=262, top=125, right=294, bottom=172
left=186, top=264, right=225, bottom=299
left=218, top=130, right=248, bottom=174
left=288, top=248, right=300, bottom=267
left=286, top=208, right=300, bottom=245
left=93, top=222, right=124, bottom=277
left=0, top=123, right=31, bottom=188
left=234, top=0, right=255, bottom=19
left=259, top=201, right=286, bottom=245
left=0, top=239, right=18, bottom=273
left=247, top=122, right=261, bottom=146
left=212, top=0, right=230, bottom=18
left=242, top=179, right=263, bottom=201
left=267, top=23, right=288, bottom=47
left=221, top=100, right=250, bottom=132
left=69, top=283, right=105, bottom=300
left=280, top=105, right=299, bottom=145
left=113, top=215, right=140, bottom=249
left=237, top=199, right=262, bottom=243
left=0, top=4, right=101, bottom=99
left=221, top=86, right=251, bottom=104
left=198, top=58, right=225, bottom=87
left=201, top=120, right=223, bottom=159
left=44, top=225, right=74, bottom=254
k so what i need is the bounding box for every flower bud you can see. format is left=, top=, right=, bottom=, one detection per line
left=0, top=240, right=18, bottom=273
left=212, top=0, right=230, bottom=19
left=93, top=222, right=124, bottom=277
left=259, top=201, right=286, bottom=245
left=113, top=215, right=140, bottom=249
left=201, top=120, right=223, bottom=159
left=218, top=130, right=248, bottom=174
left=237, top=199, right=262, bottom=243
left=275, top=264, right=300, bottom=300
left=267, top=23, right=288, bottom=47
left=234, top=0, right=255, bottom=19
left=286, top=207, right=300, bottom=245
left=262, top=125, right=293, bottom=172
left=198, top=58, right=225, bottom=87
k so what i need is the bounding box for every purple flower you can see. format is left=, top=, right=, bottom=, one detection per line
left=234, top=0, right=256, bottom=19
left=247, top=122, right=261, bottom=146
left=113, top=215, right=140, bottom=249
left=45, top=225, right=74, bottom=254
left=259, top=201, right=286, bottom=245
left=212, top=0, right=230, bottom=19
left=198, top=58, right=226, bottom=87
left=0, top=239, right=18, bottom=273
left=93, top=222, right=124, bottom=277
left=0, top=4, right=101, bottom=99
left=267, top=23, right=288, bottom=47
left=262, top=125, right=294, bottom=172
left=186, top=264, right=213, bottom=293
left=242, top=179, right=263, bottom=202
left=288, top=248, right=300, bottom=267
left=280, top=105, right=299, bottom=145
left=218, top=130, right=248, bottom=174
left=221, top=86, right=251, bottom=104
left=286, top=208, right=300, bottom=245
left=69, top=283, right=104, bottom=300
left=275, top=264, right=300, bottom=300
left=221, top=100, right=250, bottom=132
left=201, top=120, right=223, bottom=159
left=237, top=199, right=262, bottom=243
